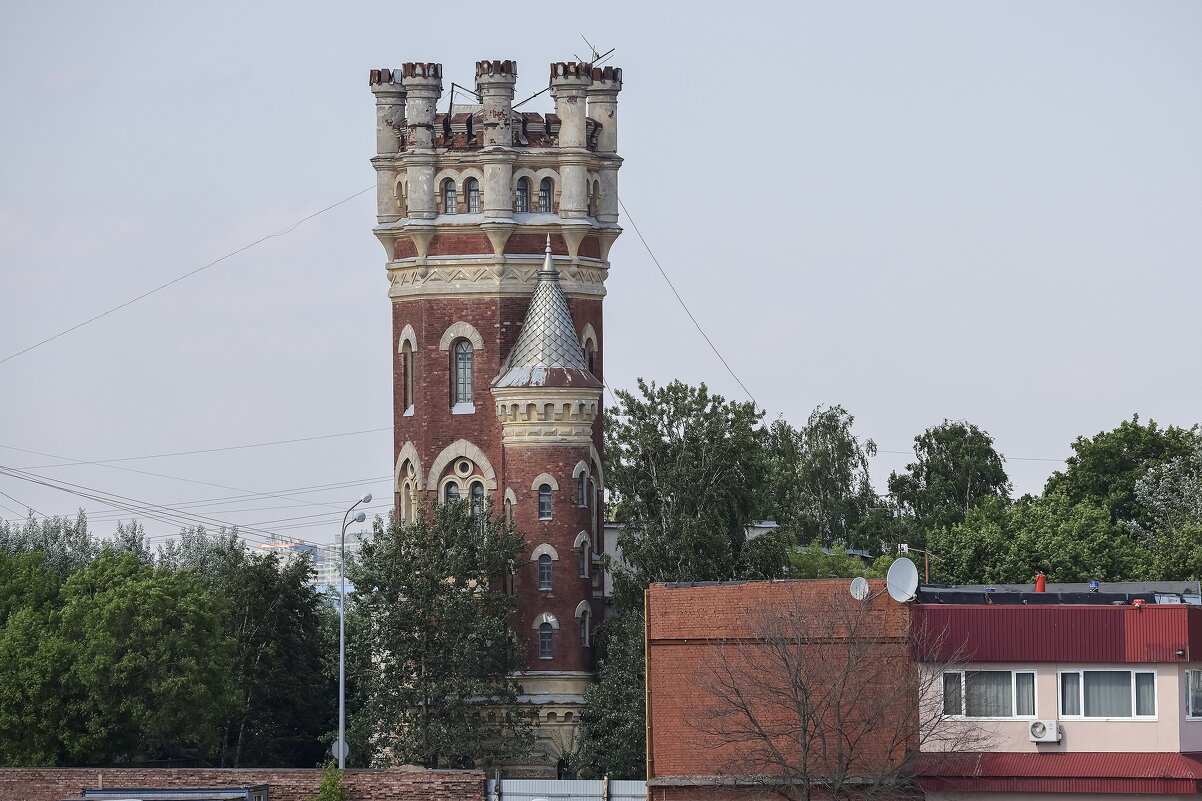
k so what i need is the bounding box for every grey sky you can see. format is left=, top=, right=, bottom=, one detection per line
left=2, top=1, right=1199, bottom=548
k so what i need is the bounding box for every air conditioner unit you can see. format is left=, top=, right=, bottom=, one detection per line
left=1029, top=719, right=1061, bottom=743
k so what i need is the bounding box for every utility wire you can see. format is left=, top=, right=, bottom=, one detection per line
left=0, top=185, right=374, bottom=367
left=2, top=426, right=390, bottom=468
left=618, top=196, right=760, bottom=410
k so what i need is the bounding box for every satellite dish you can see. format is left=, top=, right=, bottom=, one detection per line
left=850, top=577, right=869, bottom=601
left=886, top=557, right=920, bottom=603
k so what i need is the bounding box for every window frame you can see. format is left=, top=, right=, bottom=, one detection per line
left=538, top=553, right=553, bottom=590
left=579, top=607, right=591, bottom=647
left=443, top=482, right=460, bottom=504
left=1058, top=668, right=1157, bottom=720
left=1188, top=669, right=1202, bottom=720
left=538, top=177, right=553, bottom=213
left=538, top=622, right=554, bottom=659
left=538, top=483, right=553, bottom=520
left=941, top=669, right=1037, bottom=720
left=465, top=178, right=481, bottom=214
left=515, top=178, right=530, bottom=213
left=442, top=179, right=458, bottom=215
left=452, top=338, right=473, bottom=408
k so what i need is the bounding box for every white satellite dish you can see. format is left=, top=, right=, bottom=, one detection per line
left=850, top=576, right=869, bottom=601
left=886, top=557, right=920, bottom=603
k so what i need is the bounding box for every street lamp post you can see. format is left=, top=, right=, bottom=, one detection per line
left=337, top=492, right=372, bottom=769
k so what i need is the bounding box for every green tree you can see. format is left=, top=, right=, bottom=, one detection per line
left=1044, top=414, right=1198, bottom=526
left=161, top=528, right=337, bottom=767
left=888, top=420, right=1011, bottom=546
left=763, top=406, right=879, bottom=549
left=347, top=501, right=533, bottom=769
left=0, top=510, right=97, bottom=574
left=0, top=550, right=71, bottom=765
left=929, top=492, right=1146, bottom=585
left=572, top=608, right=647, bottom=779
left=576, top=380, right=778, bottom=779
left=607, top=379, right=769, bottom=584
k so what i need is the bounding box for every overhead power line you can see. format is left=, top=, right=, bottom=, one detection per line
left=617, top=196, right=760, bottom=410
left=0, top=185, right=374, bottom=368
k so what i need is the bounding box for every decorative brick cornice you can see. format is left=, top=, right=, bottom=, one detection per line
left=492, top=386, right=600, bottom=445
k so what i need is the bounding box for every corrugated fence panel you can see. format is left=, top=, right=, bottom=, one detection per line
left=486, top=779, right=646, bottom=801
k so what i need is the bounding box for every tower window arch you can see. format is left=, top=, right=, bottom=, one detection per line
left=579, top=607, right=591, bottom=647
left=515, top=178, right=530, bottom=213
left=452, top=339, right=473, bottom=407
left=401, top=340, right=415, bottom=413
left=538, top=622, right=554, bottom=659
left=442, top=179, right=458, bottom=214
left=538, top=483, right=553, bottom=520
left=539, top=178, right=553, bottom=213
left=577, top=473, right=588, bottom=508
left=444, top=482, right=460, bottom=503
left=465, top=178, right=481, bottom=214
left=538, top=553, right=553, bottom=590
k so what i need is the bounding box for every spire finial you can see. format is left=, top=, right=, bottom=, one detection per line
left=540, top=234, right=557, bottom=276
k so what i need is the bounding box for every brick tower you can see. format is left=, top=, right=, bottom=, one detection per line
left=369, top=59, right=622, bottom=775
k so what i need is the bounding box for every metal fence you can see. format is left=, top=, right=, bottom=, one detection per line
left=486, top=779, right=646, bottom=801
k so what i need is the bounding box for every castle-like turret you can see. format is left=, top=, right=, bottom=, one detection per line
left=369, top=58, right=622, bottom=777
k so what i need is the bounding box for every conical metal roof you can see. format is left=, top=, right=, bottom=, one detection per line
left=493, top=239, right=602, bottom=390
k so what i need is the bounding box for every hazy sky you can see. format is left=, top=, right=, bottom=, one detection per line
left=1, top=1, right=1199, bottom=550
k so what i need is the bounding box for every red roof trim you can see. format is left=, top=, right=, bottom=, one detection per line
left=916, top=751, right=1202, bottom=780
left=917, top=776, right=1202, bottom=793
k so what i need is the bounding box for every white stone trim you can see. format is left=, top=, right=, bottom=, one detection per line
left=433, top=167, right=485, bottom=193
left=574, top=600, right=591, bottom=619
left=574, top=531, right=591, bottom=550
left=397, top=323, right=417, bottom=353
left=504, top=488, right=517, bottom=507
left=438, top=321, right=484, bottom=352
left=531, top=543, right=559, bottom=561
left=579, top=323, right=598, bottom=355
left=512, top=167, right=560, bottom=193
left=425, top=439, right=497, bottom=490
left=533, top=612, right=560, bottom=630
left=589, top=443, right=604, bottom=489
left=531, top=472, right=559, bottom=491
left=571, top=461, right=589, bottom=480
left=394, top=441, right=424, bottom=493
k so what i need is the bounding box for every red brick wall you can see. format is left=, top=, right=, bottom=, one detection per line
left=647, top=581, right=912, bottom=782
left=0, top=767, right=484, bottom=801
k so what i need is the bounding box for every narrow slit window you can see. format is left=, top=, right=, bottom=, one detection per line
left=580, top=608, right=591, bottom=647
left=538, top=483, right=552, bottom=520
left=538, top=554, right=552, bottom=590
left=470, top=481, right=485, bottom=520
left=453, top=339, right=473, bottom=405
left=539, top=622, right=553, bottom=659
left=539, top=178, right=553, bottom=213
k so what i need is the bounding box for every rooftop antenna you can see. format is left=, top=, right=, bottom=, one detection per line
left=849, top=576, right=869, bottom=601
left=514, top=44, right=616, bottom=111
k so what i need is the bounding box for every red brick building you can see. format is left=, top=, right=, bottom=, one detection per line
left=368, top=59, right=622, bottom=775
left=646, top=580, right=918, bottom=801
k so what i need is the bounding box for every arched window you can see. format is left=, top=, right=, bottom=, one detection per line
left=584, top=340, right=596, bottom=375
left=465, top=178, right=481, bottom=214
left=579, top=543, right=590, bottom=578
left=538, top=553, right=553, bottom=590
left=579, top=607, right=591, bottom=647
left=453, top=339, right=473, bottom=406
left=470, top=481, right=485, bottom=520
left=577, top=473, right=587, bottom=508
left=539, top=178, right=553, bottom=213
left=504, top=498, right=514, bottom=524
left=539, top=622, right=554, bottom=659
left=401, top=341, right=415, bottom=412
left=444, top=483, right=460, bottom=503
left=515, top=178, right=530, bottom=213
left=538, top=483, right=552, bottom=520
left=442, top=179, right=457, bottom=214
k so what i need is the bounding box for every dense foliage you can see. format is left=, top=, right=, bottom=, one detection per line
left=346, top=500, right=534, bottom=769
left=0, top=517, right=335, bottom=767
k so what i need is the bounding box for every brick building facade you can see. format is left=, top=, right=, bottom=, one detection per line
left=646, top=580, right=917, bottom=800
left=368, top=59, right=623, bottom=775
